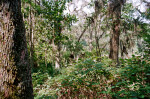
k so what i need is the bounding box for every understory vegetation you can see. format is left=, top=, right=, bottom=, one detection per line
left=33, top=55, right=150, bottom=98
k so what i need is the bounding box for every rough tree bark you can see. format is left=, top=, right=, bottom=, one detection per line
left=0, top=0, right=33, bottom=98
left=109, top=0, right=125, bottom=62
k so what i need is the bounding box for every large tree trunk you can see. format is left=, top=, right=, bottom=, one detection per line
left=0, top=0, right=33, bottom=98
left=109, top=0, right=125, bottom=62
left=109, top=15, right=120, bottom=62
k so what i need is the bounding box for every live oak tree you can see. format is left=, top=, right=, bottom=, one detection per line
left=31, top=0, right=76, bottom=69
left=108, top=0, right=126, bottom=62
left=0, top=0, right=33, bottom=98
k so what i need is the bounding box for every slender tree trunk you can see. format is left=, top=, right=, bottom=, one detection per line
left=0, top=0, right=33, bottom=98
left=55, top=25, right=62, bottom=69
left=89, top=24, right=93, bottom=52
left=52, top=27, right=61, bottom=69
left=94, top=0, right=103, bottom=58
left=30, top=0, right=34, bottom=68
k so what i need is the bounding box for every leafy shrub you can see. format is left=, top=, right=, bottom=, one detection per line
left=32, top=55, right=150, bottom=98
left=58, top=58, right=112, bottom=98
left=111, top=56, right=150, bottom=98
left=58, top=56, right=150, bottom=98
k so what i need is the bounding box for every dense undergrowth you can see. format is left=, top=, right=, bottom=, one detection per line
left=32, top=55, right=150, bottom=99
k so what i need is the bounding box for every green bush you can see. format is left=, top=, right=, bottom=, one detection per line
left=111, top=56, right=150, bottom=98
left=58, top=58, right=113, bottom=98
left=32, top=55, right=150, bottom=98
left=58, top=56, right=150, bottom=98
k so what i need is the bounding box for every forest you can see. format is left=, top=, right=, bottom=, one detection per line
left=0, top=0, right=150, bottom=99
